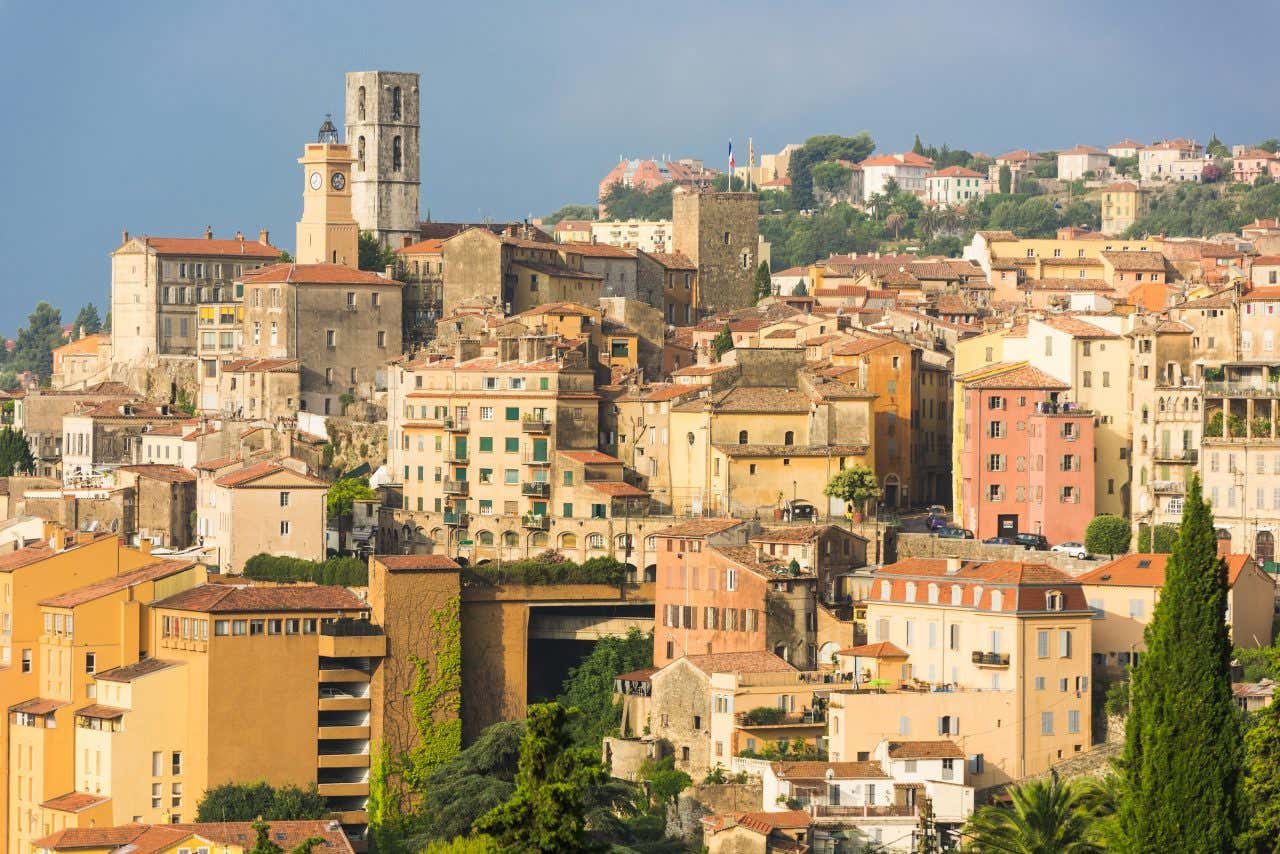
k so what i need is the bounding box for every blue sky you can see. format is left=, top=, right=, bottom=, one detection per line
left=1, top=0, right=1276, bottom=333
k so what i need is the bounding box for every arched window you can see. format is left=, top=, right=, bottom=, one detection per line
left=1256, top=531, right=1275, bottom=564
left=927, top=583, right=939, bottom=604
left=391, top=86, right=402, bottom=120
left=502, top=530, right=519, bottom=547
left=393, top=136, right=403, bottom=172
left=477, top=530, right=494, bottom=546
left=357, top=86, right=366, bottom=120
left=560, top=532, right=578, bottom=550
left=784, top=430, right=795, bottom=444
left=587, top=533, right=606, bottom=550
left=428, top=528, right=442, bottom=544
left=738, top=430, right=748, bottom=445
left=530, top=531, right=548, bottom=548
left=1045, top=590, right=1064, bottom=611
left=905, top=582, right=917, bottom=601
left=616, top=533, right=633, bottom=549
left=357, top=136, right=366, bottom=172
left=645, top=535, right=657, bottom=550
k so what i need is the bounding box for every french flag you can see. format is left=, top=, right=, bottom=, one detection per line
left=728, top=139, right=735, bottom=171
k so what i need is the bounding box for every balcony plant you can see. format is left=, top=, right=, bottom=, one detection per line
left=1205, top=410, right=1224, bottom=438
left=740, top=706, right=788, bottom=726
left=1228, top=413, right=1247, bottom=438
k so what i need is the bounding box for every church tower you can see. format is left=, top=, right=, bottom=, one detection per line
left=345, top=70, right=421, bottom=246
left=295, top=116, right=358, bottom=267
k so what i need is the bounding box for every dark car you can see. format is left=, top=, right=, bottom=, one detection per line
left=936, top=526, right=975, bottom=539
left=1013, top=532, right=1050, bottom=550
left=983, top=536, right=1016, bottom=545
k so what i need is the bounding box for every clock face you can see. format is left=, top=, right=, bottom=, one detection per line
left=330, top=172, right=346, bottom=191
left=309, top=171, right=323, bottom=190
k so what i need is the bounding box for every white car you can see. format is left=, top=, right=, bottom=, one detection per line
left=1051, top=541, right=1090, bottom=559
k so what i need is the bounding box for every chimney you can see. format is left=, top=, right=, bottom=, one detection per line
left=235, top=230, right=244, bottom=241
left=258, top=228, right=270, bottom=245
left=385, top=264, right=394, bottom=279
left=204, top=226, right=213, bottom=240
left=121, top=229, right=130, bottom=244
left=945, top=558, right=962, bottom=575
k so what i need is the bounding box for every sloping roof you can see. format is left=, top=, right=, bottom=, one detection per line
left=876, top=558, right=1072, bottom=586
left=771, top=760, right=888, bottom=781
left=561, top=241, right=636, bottom=259
left=654, top=518, right=746, bottom=538
left=1058, top=145, right=1109, bottom=156
left=714, top=443, right=869, bottom=458
left=10, top=698, right=68, bottom=714
left=114, top=464, right=196, bottom=483
left=643, top=251, right=697, bottom=270
left=677, top=386, right=812, bottom=414
left=752, top=524, right=864, bottom=545
left=682, top=651, right=797, bottom=676
left=136, top=237, right=280, bottom=258
left=1077, top=553, right=1256, bottom=588
left=1041, top=316, right=1118, bottom=339
left=0, top=542, right=56, bottom=573
left=1242, top=287, right=1280, bottom=302
left=963, top=364, right=1070, bottom=390
left=588, top=481, right=649, bottom=498
left=1102, top=251, right=1167, bottom=272
left=703, top=810, right=812, bottom=836
left=39, top=792, right=110, bottom=814
left=837, top=641, right=908, bottom=658
left=241, top=263, right=396, bottom=286
left=35, top=821, right=352, bottom=854
left=557, top=450, right=623, bottom=465
left=40, top=560, right=197, bottom=608
left=153, top=584, right=366, bottom=614
left=214, top=460, right=327, bottom=488
left=930, top=165, right=983, bottom=178
left=375, top=554, right=461, bottom=571
left=886, top=740, right=965, bottom=759
left=95, top=658, right=180, bottom=683
left=73, top=704, right=126, bottom=720
left=395, top=238, right=445, bottom=255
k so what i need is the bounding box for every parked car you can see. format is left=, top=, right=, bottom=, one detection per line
left=1013, top=532, right=1050, bottom=550
left=936, top=526, right=975, bottom=539
left=1051, top=541, right=1091, bottom=559
left=983, top=537, right=1016, bottom=545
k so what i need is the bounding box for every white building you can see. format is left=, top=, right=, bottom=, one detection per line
left=589, top=219, right=672, bottom=253
left=1057, top=146, right=1112, bottom=180
left=1139, top=139, right=1206, bottom=182
left=859, top=152, right=934, bottom=200
left=926, top=166, right=986, bottom=207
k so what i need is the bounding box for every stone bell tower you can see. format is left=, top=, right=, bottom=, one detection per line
left=345, top=71, right=422, bottom=247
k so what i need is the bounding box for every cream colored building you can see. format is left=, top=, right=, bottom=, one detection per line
left=590, top=220, right=673, bottom=254
left=1079, top=553, right=1274, bottom=676
left=827, top=558, right=1094, bottom=790
left=194, top=458, right=328, bottom=573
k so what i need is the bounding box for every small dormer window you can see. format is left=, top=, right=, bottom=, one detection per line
left=880, top=580, right=891, bottom=599
left=1046, top=591, right=1064, bottom=611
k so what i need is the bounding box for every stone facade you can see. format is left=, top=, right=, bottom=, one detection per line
left=345, top=71, right=421, bottom=246
left=672, top=191, right=759, bottom=316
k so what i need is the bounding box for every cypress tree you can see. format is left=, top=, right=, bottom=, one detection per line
left=1118, top=473, right=1242, bottom=851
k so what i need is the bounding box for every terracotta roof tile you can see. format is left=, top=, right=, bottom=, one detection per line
left=682, top=650, right=797, bottom=675
left=654, top=518, right=747, bottom=538
left=837, top=641, right=908, bottom=658
left=242, top=263, right=397, bottom=286
left=214, top=460, right=327, bottom=488
left=558, top=450, right=623, bottom=465
left=40, top=560, right=197, bottom=608
left=96, top=659, right=180, bottom=683
left=771, top=760, right=889, bottom=781
left=114, top=465, right=196, bottom=483
left=36, top=821, right=353, bottom=854
left=10, top=697, right=68, bottom=714
left=136, top=237, right=281, bottom=258
left=703, top=809, right=812, bottom=836
left=1102, top=251, right=1167, bottom=272
left=0, top=542, right=56, bottom=574
left=588, top=481, right=649, bottom=497
left=561, top=241, right=636, bottom=259
left=642, top=251, right=697, bottom=270
left=963, top=364, right=1070, bottom=390
left=886, top=740, right=965, bottom=759
left=39, top=792, right=110, bottom=813
left=752, top=524, right=863, bottom=545
left=74, top=704, right=126, bottom=720
left=714, top=443, right=870, bottom=457
left=1040, top=316, right=1118, bottom=338
left=153, top=584, right=367, bottom=614
left=1077, top=553, right=1255, bottom=587
left=375, top=554, right=461, bottom=571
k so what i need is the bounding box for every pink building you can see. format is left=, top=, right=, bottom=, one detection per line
left=1233, top=150, right=1280, bottom=185
left=961, top=366, right=1095, bottom=542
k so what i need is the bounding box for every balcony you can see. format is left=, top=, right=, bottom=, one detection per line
left=443, top=417, right=470, bottom=432
left=442, top=510, right=470, bottom=527
left=318, top=725, right=371, bottom=740
left=971, top=650, right=1010, bottom=668
left=318, top=667, right=371, bottom=683
left=810, top=804, right=916, bottom=820
left=1207, top=382, right=1280, bottom=398
left=318, top=782, right=369, bottom=798
left=1151, top=480, right=1185, bottom=495
left=1153, top=448, right=1198, bottom=463
left=735, top=709, right=827, bottom=727
left=318, top=753, right=370, bottom=769
left=318, top=695, right=371, bottom=712
left=444, top=448, right=469, bottom=464
left=521, top=417, right=552, bottom=433
left=521, top=513, right=550, bottom=530
left=522, top=451, right=551, bottom=465
left=521, top=481, right=551, bottom=498
left=442, top=479, right=469, bottom=496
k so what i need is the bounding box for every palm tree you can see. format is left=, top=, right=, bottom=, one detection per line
left=866, top=192, right=888, bottom=221
left=918, top=208, right=943, bottom=241
left=961, top=774, right=1103, bottom=853
left=885, top=211, right=907, bottom=241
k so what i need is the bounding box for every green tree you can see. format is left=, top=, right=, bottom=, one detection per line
left=1242, top=696, right=1280, bottom=851
left=326, top=477, right=375, bottom=520
left=472, top=703, right=608, bottom=854
left=1151, top=524, right=1179, bottom=553
left=792, top=281, right=808, bottom=297
left=11, top=301, right=63, bottom=380
left=711, top=324, right=733, bottom=361
left=753, top=261, right=773, bottom=303
left=358, top=231, right=397, bottom=272
left=962, top=774, right=1103, bottom=853
left=0, top=427, right=35, bottom=476
left=1259, top=139, right=1280, bottom=154
left=557, top=627, right=651, bottom=748
left=102, top=311, right=111, bottom=333
left=277, top=250, right=295, bottom=263
left=810, top=161, right=853, bottom=197
left=638, top=756, right=691, bottom=813
left=542, top=204, right=597, bottom=226
left=789, top=133, right=875, bottom=208
left=196, top=781, right=327, bottom=822
left=1085, top=515, right=1131, bottom=558
left=912, top=134, right=925, bottom=155
left=72, top=303, right=103, bottom=337
left=423, top=838, right=498, bottom=854
left=249, top=818, right=284, bottom=854
left=999, top=164, right=1012, bottom=195
left=1207, top=133, right=1230, bottom=158
left=823, top=464, right=880, bottom=522
left=1119, top=474, right=1242, bottom=851
left=1114, top=155, right=1139, bottom=177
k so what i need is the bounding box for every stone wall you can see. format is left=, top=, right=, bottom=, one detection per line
left=672, top=191, right=758, bottom=314
left=669, top=781, right=764, bottom=844
left=109, top=354, right=199, bottom=405
left=896, top=533, right=1098, bottom=575
left=735, top=347, right=806, bottom=387
left=1013, top=740, right=1122, bottom=792
left=322, top=409, right=390, bottom=477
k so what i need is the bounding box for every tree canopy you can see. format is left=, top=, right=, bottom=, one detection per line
left=1085, top=515, right=1131, bottom=558
left=556, top=627, right=652, bottom=748
left=599, top=182, right=674, bottom=220
left=327, top=477, right=376, bottom=519
left=10, top=301, right=63, bottom=380
left=541, top=204, right=597, bottom=225
left=823, top=464, right=880, bottom=517
left=195, top=781, right=328, bottom=822
left=72, top=303, right=103, bottom=337
left=788, top=133, right=875, bottom=208
left=0, top=428, right=35, bottom=476
left=358, top=231, right=397, bottom=272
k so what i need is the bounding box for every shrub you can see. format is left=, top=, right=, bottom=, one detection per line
left=740, top=706, right=788, bottom=726
left=242, top=554, right=368, bottom=586
left=463, top=555, right=625, bottom=587
left=1085, top=514, right=1131, bottom=558
left=1205, top=410, right=1224, bottom=437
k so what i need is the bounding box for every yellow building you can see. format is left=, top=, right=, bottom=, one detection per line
left=1101, top=182, right=1149, bottom=236
left=296, top=138, right=358, bottom=267
left=34, top=819, right=354, bottom=854
left=826, top=558, right=1094, bottom=790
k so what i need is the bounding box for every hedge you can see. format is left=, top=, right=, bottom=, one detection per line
left=463, top=554, right=625, bottom=586
left=242, top=554, right=368, bottom=586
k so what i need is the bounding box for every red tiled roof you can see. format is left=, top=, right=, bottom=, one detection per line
left=1059, top=145, right=1109, bottom=156
left=682, top=651, right=797, bottom=676
left=214, top=460, right=327, bottom=488
left=1040, top=316, right=1118, bottom=339
left=930, top=165, right=982, bottom=178
left=771, top=761, right=888, bottom=781
left=242, top=263, right=396, bottom=286
left=40, top=560, right=197, bottom=608
left=219, top=358, right=299, bottom=373
left=74, top=704, right=126, bottom=720
left=395, top=238, right=445, bottom=255
left=615, top=667, right=657, bottom=683
left=375, top=554, right=461, bottom=571
left=703, top=809, right=812, bottom=836
left=886, top=740, right=965, bottom=759
left=137, top=237, right=280, bottom=258
left=655, top=518, right=746, bottom=538
left=36, top=821, right=353, bottom=854
left=588, top=481, right=649, bottom=498
left=562, top=241, right=636, bottom=259
left=643, top=251, right=697, bottom=270
left=1242, top=286, right=1280, bottom=301
left=1102, top=251, right=1166, bottom=272
left=10, top=698, right=68, bottom=715
left=837, top=641, right=908, bottom=658
left=95, top=659, right=180, bottom=683
left=751, top=524, right=859, bottom=545
left=153, top=584, right=366, bottom=614
left=0, top=542, right=56, bottom=574
left=963, top=364, right=1070, bottom=390
left=860, top=152, right=934, bottom=168
left=557, top=450, right=623, bottom=465
left=1105, top=182, right=1141, bottom=192
left=40, top=792, right=110, bottom=813
left=114, top=465, right=196, bottom=483
left=1077, top=553, right=1255, bottom=588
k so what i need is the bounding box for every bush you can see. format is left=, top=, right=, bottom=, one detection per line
left=242, top=554, right=368, bottom=586
left=463, top=554, right=625, bottom=587
left=1205, top=410, right=1224, bottom=437
left=1151, top=524, right=1179, bottom=554
left=740, top=706, right=788, bottom=726
left=1085, top=514, right=1131, bottom=558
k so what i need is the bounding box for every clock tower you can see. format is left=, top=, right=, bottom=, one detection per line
left=295, top=116, right=359, bottom=267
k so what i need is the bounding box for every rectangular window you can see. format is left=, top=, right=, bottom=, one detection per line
left=1068, top=710, right=1080, bottom=734
left=152, top=783, right=162, bottom=809
left=279, top=491, right=290, bottom=507
left=504, top=406, right=520, bottom=421
left=1041, top=712, right=1054, bottom=736
left=85, top=652, right=96, bottom=674
left=1037, top=630, right=1049, bottom=658
left=280, top=520, right=291, bottom=536
left=153, top=751, right=163, bottom=776
left=172, top=752, right=183, bottom=775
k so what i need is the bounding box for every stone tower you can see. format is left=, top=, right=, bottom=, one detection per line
left=344, top=70, right=421, bottom=246
left=672, top=190, right=759, bottom=316
left=295, top=117, right=358, bottom=267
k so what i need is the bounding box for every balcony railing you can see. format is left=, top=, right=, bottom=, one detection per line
left=971, top=650, right=1010, bottom=667
left=442, top=479, right=469, bottom=496
left=1153, top=448, right=1198, bottom=463
left=1151, top=480, right=1185, bottom=494
left=320, top=619, right=383, bottom=637
left=444, top=448, right=469, bottom=464
left=1207, top=382, right=1280, bottom=397
left=810, top=803, right=916, bottom=819
left=522, top=451, right=551, bottom=465
left=521, top=513, right=550, bottom=530
left=736, top=709, right=827, bottom=727
left=521, top=481, right=551, bottom=498
left=443, top=417, right=470, bottom=432
left=442, top=511, right=469, bottom=527
left=521, top=417, right=552, bottom=433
